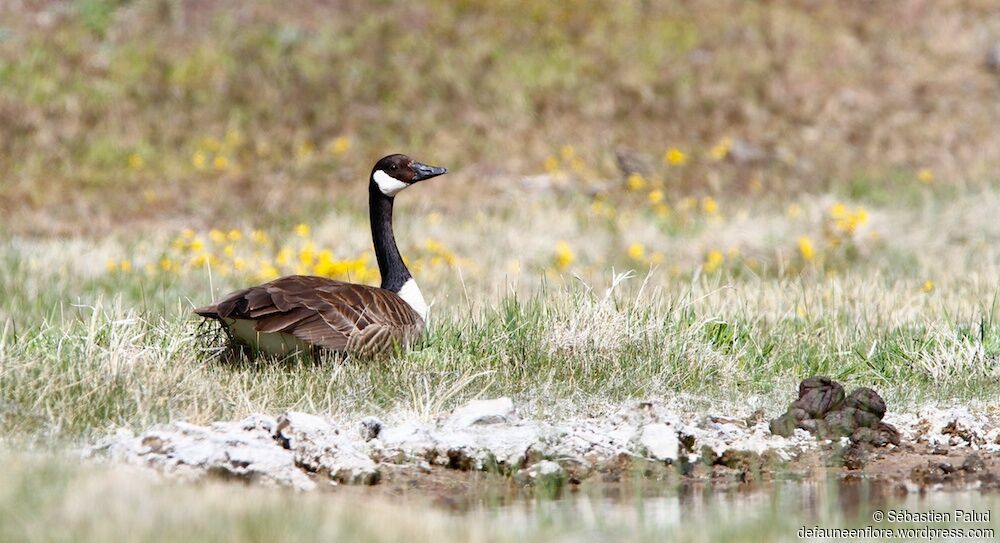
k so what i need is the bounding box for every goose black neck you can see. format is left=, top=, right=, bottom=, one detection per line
left=369, top=182, right=411, bottom=292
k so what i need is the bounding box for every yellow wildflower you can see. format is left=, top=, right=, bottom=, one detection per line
left=829, top=203, right=868, bottom=234
left=119, top=260, right=132, bottom=272
left=296, top=141, right=315, bottom=160
left=276, top=247, right=293, bottom=266
left=105, top=259, right=118, bottom=273
left=560, top=145, right=575, bottom=160
left=191, top=150, right=207, bottom=170
left=159, top=257, right=174, bottom=272
left=664, top=148, right=687, bottom=166
left=543, top=156, right=560, bottom=174
left=591, top=199, right=609, bottom=216
left=650, top=252, right=666, bottom=265
left=202, top=137, right=221, bottom=152
left=209, top=229, right=226, bottom=243
left=627, top=243, right=645, bottom=260
left=294, top=223, right=310, bottom=237
left=258, top=261, right=280, bottom=281
left=191, top=253, right=212, bottom=267
left=223, top=245, right=235, bottom=257
left=189, top=238, right=205, bottom=252
left=701, top=196, right=718, bottom=216
left=921, top=280, right=935, bottom=293
left=425, top=239, right=444, bottom=253
left=227, top=229, right=242, bottom=242
left=251, top=229, right=269, bottom=245
left=829, top=202, right=848, bottom=220
left=655, top=204, right=670, bottom=218
left=329, top=136, right=351, bottom=156
left=299, top=243, right=316, bottom=267
left=128, top=153, right=145, bottom=171
left=554, top=241, right=575, bottom=270
left=797, top=236, right=815, bottom=262
left=917, top=168, right=934, bottom=184
left=626, top=173, right=646, bottom=191
left=648, top=190, right=664, bottom=204
left=787, top=203, right=803, bottom=218
left=709, top=137, right=731, bottom=161
left=704, top=249, right=724, bottom=273
left=213, top=155, right=229, bottom=171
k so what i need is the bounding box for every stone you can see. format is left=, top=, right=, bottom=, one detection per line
left=445, top=397, right=516, bottom=428
left=635, top=423, right=680, bottom=462
left=128, top=420, right=316, bottom=491
left=359, top=416, right=384, bottom=441
left=274, top=412, right=380, bottom=485
left=768, top=412, right=798, bottom=437
left=961, top=453, right=985, bottom=473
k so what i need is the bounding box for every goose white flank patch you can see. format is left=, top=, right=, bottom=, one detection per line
left=195, top=154, right=448, bottom=356
left=396, top=278, right=428, bottom=321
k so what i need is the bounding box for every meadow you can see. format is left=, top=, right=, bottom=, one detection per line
left=1, top=1, right=999, bottom=541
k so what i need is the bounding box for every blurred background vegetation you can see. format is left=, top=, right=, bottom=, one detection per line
left=2, top=0, right=997, bottom=235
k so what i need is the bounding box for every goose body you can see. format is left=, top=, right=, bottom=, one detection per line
left=195, top=154, right=447, bottom=356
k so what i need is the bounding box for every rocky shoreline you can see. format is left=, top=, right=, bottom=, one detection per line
left=89, top=394, right=1000, bottom=494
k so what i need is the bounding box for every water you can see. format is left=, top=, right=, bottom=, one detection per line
left=365, top=474, right=999, bottom=541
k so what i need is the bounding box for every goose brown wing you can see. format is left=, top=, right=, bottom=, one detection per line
left=195, top=275, right=424, bottom=352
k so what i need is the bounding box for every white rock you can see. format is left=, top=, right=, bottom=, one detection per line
left=445, top=397, right=516, bottom=428
left=637, top=423, right=679, bottom=462
left=530, top=459, right=564, bottom=477
left=275, top=412, right=379, bottom=485
left=128, top=420, right=315, bottom=491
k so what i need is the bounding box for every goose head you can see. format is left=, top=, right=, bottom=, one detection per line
left=371, top=154, right=448, bottom=197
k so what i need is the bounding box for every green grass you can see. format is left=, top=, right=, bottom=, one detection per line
left=2, top=259, right=998, bottom=442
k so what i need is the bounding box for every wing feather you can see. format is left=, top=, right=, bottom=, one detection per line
left=195, top=275, right=424, bottom=354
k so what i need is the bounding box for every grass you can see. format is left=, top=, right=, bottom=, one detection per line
left=2, top=190, right=999, bottom=441
left=2, top=1, right=998, bottom=233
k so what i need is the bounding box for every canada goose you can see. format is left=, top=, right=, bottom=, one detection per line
left=194, top=154, right=448, bottom=356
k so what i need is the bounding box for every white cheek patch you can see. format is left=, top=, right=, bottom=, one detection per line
left=397, top=278, right=428, bottom=320
left=373, top=170, right=410, bottom=196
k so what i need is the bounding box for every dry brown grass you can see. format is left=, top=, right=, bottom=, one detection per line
left=1, top=0, right=998, bottom=233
